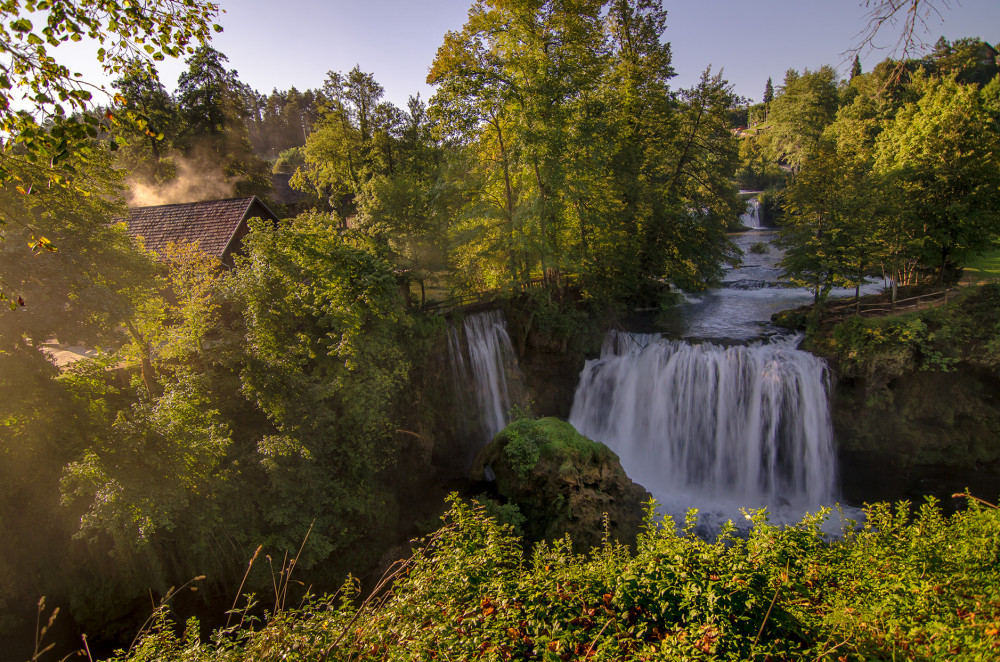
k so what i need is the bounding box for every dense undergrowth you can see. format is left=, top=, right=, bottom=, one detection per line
left=103, top=495, right=1000, bottom=662
left=817, top=282, right=1000, bottom=378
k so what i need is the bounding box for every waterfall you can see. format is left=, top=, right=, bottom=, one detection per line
left=739, top=197, right=762, bottom=229
left=447, top=310, right=522, bottom=449
left=568, top=332, right=837, bottom=516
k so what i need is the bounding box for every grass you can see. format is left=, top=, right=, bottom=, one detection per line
left=963, top=247, right=1000, bottom=282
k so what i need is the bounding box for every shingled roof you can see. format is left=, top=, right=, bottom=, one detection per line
left=123, top=196, right=278, bottom=265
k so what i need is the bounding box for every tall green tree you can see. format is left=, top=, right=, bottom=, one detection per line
left=767, top=66, right=840, bottom=170
left=297, top=66, right=405, bottom=222
left=428, top=0, right=738, bottom=304
left=875, top=75, right=1000, bottom=281
left=175, top=46, right=271, bottom=198
left=429, top=0, right=609, bottom=290
left=850, top=55, right=863, bottom=80
left=779, top=144, right=882, bottom=311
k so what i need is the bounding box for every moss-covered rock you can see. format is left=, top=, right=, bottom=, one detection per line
left=471, top=417, right=650, bottom=550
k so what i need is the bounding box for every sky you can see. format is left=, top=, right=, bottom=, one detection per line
left=55, top=0, right=1000, bottom=108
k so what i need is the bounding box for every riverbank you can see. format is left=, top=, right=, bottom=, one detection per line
left=784, top=283, right=1000, bottom=508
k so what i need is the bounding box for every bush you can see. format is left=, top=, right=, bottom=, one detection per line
left=502, top=420, right=543, bottom=480
left=758, top=188, right=785, bottom=226
left=108, top=494, right=1000, bottom=662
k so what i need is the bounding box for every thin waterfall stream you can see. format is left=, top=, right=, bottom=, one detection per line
left=447, top=310, right=525, bottom=462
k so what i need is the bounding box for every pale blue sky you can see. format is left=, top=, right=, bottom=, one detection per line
left=59, top=0, right=1000, bottom=107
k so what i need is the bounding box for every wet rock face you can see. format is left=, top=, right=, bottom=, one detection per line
left=471, top=417, right=651, bottom=551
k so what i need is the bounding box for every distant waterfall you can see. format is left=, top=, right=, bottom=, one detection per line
left=569, top=332, right=837, bottom=513
left=447, top=310, right=523, bottom=449
left=740, top=197, right=762, bottom=229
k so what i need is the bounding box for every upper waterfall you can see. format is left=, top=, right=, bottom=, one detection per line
left=739, top=197, right=763, bottom=229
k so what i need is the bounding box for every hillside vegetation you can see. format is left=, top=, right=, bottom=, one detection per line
left=805, top=283, right=1000, bottom=471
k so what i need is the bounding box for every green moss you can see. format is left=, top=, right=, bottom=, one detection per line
left=531, top=417, right=615, bottom=464
left=495, top=417, right=615, bottom=473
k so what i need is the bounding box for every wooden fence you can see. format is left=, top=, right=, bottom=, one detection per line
left=822, top=287, right=959, bottom=324
left=410, top=277, right=552, bottom=316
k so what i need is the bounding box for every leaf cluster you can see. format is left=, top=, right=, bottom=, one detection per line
left=0, top=1, right=222, bottom=187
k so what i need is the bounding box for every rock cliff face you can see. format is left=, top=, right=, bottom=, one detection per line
left=793, top=284, right=1000, bottom=506
left=471, top=417, right=650, bottom=550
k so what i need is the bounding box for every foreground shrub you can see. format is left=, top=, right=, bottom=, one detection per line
left=108, top=494, right=1000, bottom=661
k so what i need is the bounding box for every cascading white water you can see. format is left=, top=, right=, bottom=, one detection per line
left=447, top=310, right=521, bottom=446
left=569, top=331, right=837, bottom=518
left=739, top=197, right=762, bottom=229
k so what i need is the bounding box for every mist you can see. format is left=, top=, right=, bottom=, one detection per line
left=125, top=153, right=238, bottom=207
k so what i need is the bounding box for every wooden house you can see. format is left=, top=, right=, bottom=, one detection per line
left=122, top=196, right=279, bottom=267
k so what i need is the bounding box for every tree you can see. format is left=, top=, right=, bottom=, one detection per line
left=230, top=213, right=412, bottom=568
left=655, top=69, right=742, bottom=289
left=426, top=0, right=738, bottom=305
left=767, top=66, right=840, bottom=170
left=925, top=37, right=1000, bottom=87
left=176, top=46, right=242, bottom=138
left=875, top=75, right=1000, bottom=281
left=254, top=86, right=326, bottom=157
left=0, top=1, right=221, bottom=308
left=174, top=46, right=271, bottom=198
left=110, top=60, right=180, bottom=174
left=763, top=76, right=774, bottom=106
left=851, top=55, right=863, bottom=80
left=779, top=143, right=882, bottom=314
left=296, top=66, right=404, bottom=222
left=830, top=59, right=918, bottom=164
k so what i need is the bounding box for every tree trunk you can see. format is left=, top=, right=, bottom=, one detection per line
left=125, top=318, right=159, bottom=399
